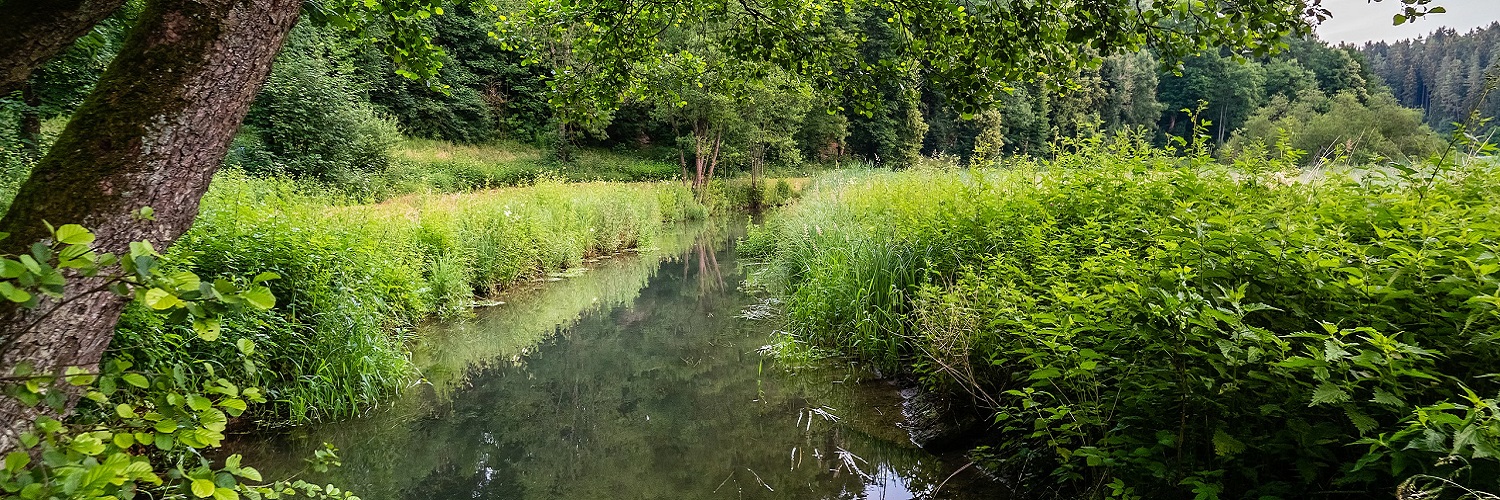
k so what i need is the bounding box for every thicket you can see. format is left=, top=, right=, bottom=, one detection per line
left=746, top=136, right=1500, bottom=498
left=111, top=173, right=707, bottom=423
left=1224, top=90, right=1444, bottom=165
left=232, top=22, right=401, bottom=181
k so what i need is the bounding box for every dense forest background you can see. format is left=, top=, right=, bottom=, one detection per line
left=0, top=5, right=1493, bottom=189
left=1364, top=23, right=1500, bottom=134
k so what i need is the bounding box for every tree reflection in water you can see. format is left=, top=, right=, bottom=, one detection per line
left=227, top=221, right=998, bottom=499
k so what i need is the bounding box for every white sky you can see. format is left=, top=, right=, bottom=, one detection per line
left=1315, top=0, right=1500, bottom=45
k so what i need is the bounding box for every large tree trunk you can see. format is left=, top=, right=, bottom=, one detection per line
left=0, top=0, right=301, bottom=453
left=0, top=0, right=129, bottom=96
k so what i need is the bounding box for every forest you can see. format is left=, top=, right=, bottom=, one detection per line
left=0, top=0, right=1496, bottom=498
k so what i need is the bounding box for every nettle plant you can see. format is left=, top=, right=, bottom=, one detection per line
left=0, top=220, right=357, bottom=500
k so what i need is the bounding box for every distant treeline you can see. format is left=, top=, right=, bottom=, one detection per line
left=1362, top=22, right=1500, bottom=133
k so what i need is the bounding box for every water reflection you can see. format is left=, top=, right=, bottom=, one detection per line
left=229, top=221, right=994, bottom=499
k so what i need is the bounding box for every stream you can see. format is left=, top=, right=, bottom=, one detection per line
left=228, top=221, right=998, bottom=499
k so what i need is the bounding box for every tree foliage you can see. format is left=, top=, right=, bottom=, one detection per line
left=1225, top=89, right=1445, bottom=164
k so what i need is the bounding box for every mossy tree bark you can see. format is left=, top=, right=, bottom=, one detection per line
left=0, top=0, right=129, bottom=96
left=0, top=0, right=301, bottom=452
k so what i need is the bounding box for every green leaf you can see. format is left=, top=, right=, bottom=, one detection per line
left=0, top=259, right=26, bottom=278
left=1344, top=406, right=1379, bottom=434
left=236, top=466, right=263, bottom=482
left=68, top=433, right=106, bottom=455
left=4, top=451, right=30, bottom=472
left=219, top=398, right=248, bottom=417
left=54, top=224, right=94, bottom=245
left=253, top=272, right=281, bottom=283
left=1372, top=389, right=1405, bottom=407
left=187, top=394, right=213, bottom=411
left=144, top=288, right=184, bottom=310
left=116, top=403, right=138, bottom=418
left=1212, top=429, right=1246, bottom=456
left=1027, top=367, right=1061, bottom=381
left=242, top=286, right=276, bottom=310
left=194, top=318, right=222, bottom=342
left=154, top=418, right=178, bottom=433
left=200, top=410, right=228, bottom=432
left=122, top=373, right=150, bottom=388
left=0, top=282, right=31, bottom=303
left=192, top=478, right=217, bottom=498
left=18, top=254, right=41, bottom=275
left=1311, top=383, right=1351, bottom=406
left=236, top=338, right=255, bottom=355
left=213, top=487, right=240, bottom=500
left=113, top=432, right=135, bottom=449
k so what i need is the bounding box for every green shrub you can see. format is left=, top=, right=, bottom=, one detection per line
left=113, top=173, right=704, bottom=423
left=753, top=136, right=1500, bottom=497
left=235, top=22, right=399, bottom=180
left=1224, top=89, right=1445, bottom=165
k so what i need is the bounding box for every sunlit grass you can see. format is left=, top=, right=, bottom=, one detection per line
left=112, top=173, right=706, bottom=424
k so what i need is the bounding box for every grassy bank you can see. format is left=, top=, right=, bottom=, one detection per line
left=373, top=140, right=684, bottom=195
left=112, top=173, right=706, bottom=423
left=746, top=139, right=1500, bottom=497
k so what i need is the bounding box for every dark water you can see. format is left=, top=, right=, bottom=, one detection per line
left=229, top=222, right=997, bottom=499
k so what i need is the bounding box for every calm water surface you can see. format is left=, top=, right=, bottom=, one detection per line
left=230, top=222, right=997, bottom=499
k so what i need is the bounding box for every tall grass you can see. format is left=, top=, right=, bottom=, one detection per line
left=113, top=172, right=705, bottom=423
left=750, top=136, right=1500, bottom=497
left=336, top=139, right=684, bottom=198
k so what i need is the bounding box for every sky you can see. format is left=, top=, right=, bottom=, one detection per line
left=1315, top=0, right=1500, bottom=45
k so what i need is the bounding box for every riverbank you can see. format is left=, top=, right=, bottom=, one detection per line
left=746, top=142, right=1500, bottom=497
left=109, top=173, right=727, bottom=424
left=224, top=218, right=1004, bottom=499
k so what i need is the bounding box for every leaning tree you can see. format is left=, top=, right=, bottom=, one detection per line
left=0, top=0, right=1444, bottom=449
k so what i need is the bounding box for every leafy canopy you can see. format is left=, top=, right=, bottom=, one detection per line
left=492, top=0, right=1333, bottom=115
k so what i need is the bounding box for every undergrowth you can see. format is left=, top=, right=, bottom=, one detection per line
left=749, top=134, right=1500, bottom=498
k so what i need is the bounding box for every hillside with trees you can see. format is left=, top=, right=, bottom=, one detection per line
left=1362, top=22, right=1500, bottom=132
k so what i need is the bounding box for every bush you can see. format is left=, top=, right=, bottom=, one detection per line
left=1224, top=89, right=1445, bottom=165
left=113, top=173, right=705, bottom=423
left=235, top=22, right=400, bottom=180
left=752, top=136, right=1500, bottom=498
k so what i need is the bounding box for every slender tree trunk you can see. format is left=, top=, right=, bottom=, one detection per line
left=0, top=0, right=301, bottom=453
left=672, top=121, right=689, bottom=184
left=705, top=128, right=722, bottom=186
left=749, top=143, right=762, bottom=211
left=0, top=0, right=129, bottom=96
left=692, top=121, right=706, bottom=191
